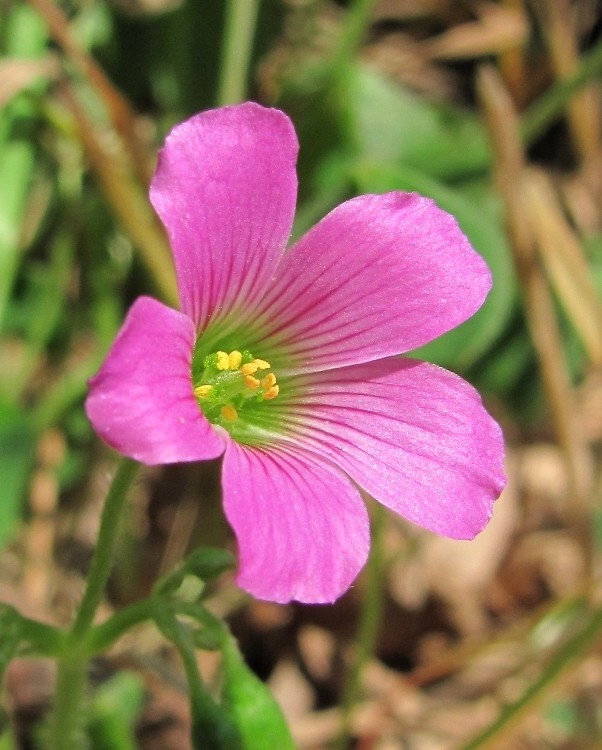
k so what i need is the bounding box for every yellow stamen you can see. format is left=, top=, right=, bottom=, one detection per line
left=228, top=350, right=242, bottom=370
left=244, top=375, right=260, bottom=390
left=261, top=373, right=276, bottom=389
left=221, top=405, right=238, bottom=422
left=263, top=384, right=279, bottom=401
left=241, top=362, right=258, bottom=375
left=194, top=384, right=213, bottom=399
left=216, top=351, right=230, bottom=370
left=254, top=359, right=270, bottom=370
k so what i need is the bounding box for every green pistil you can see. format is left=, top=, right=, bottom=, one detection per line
left=193, top=349, right=280, bottom=438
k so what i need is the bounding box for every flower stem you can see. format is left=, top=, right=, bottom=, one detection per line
left=50, top=653, right=89, bottom=750
left=86, top=598, right=154, bottom=656
left=50, top=457, right=139, bottom=749
left=217, top=0, right=260, bottom=106
left=153, top=604, right=242, bottom=748
left=336, top=502, right=387, bottom=749
left=72, top=458, right=139, bottom=638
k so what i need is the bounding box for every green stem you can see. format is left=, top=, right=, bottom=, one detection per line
left=217, top=0, right=260, bottom=106
left=459, top=603, right=602, bottom=750
left=50, top=458, right=139, bottom=750
left=72, top=458, right=139, bottom=638
left=50, top=653, right=89, bottom=750
left=521, top=35, right=602, bottom=145
left=335, top=503, right=387, bottom=749
left=153, top=605, right=241, bottom=749
left=86, top=598, right=154, bottom=656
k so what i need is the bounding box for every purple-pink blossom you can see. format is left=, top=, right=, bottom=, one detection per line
left=86, top=102, right=506, bottom=604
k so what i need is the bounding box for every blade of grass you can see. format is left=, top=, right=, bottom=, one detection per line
left=27, top=0, right=153, bottom=187
left=534, top=0, right=601, bottom=163
left=331, top=0, right=378, bottom=76
left=524, top=169, right=602, bottom=366
left=217, top=0, right=261, bottom=106
left=57, top=81, right=177, bottom=305
left=459, top=602, right=602, bottom=750
left=521, top=34, right=602, bottom=147
left=479, top=64, right=594, bottom=570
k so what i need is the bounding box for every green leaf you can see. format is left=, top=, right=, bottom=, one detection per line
left=354, top=162, right=516, bottom=370
left=0, top=605, right=23, bottom=684
left=4, top=4, right=47, bottom=57
left=472, top=325, right=534, bottom=396
left=0, top=4, right=49, bottom=329
left=0, top=707, right=18, bottom=750
left=350, top=66, right=492, bottom=180
left=182, top=548, right=236, bottom=582
left=220, top=634, right=295, bottom=750
left=88, top=672, right=146, bottom=750
left=0, top=402, right=35, bottom=549
left=0, top=141, right=36, bottom=328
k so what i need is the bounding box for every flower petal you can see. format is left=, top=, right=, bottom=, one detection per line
left=86, top=296, right=224, bottom=465
left=222, top=442, right=370, bottom=604
left=246, top=193, right=491, bottom=373
left=149, top=103, right=298, bottom=332
left=275, top=358, right=505, bottom=538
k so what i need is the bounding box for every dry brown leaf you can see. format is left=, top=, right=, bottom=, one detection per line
left=0, top=56, right=59, bottom=109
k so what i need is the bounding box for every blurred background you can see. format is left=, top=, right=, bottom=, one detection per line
left=1, top=0, right=602, bottom=747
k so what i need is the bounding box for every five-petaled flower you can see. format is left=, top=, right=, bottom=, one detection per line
left=86, top=103, right=506, bottom=604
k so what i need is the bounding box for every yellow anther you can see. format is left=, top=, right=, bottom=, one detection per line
left=261, top=373, right=276, bottom=389
left=244, top=375, right=260, bottom=390
left=254, top=359, right=271, bottom=370
left=263, top=384, right=280, bottom=401
left=216, top=351, right=230, bottom=370
left=228, top=350, right=242, bottom=370
left=194, top=384, right=213, bottom=399
left=221, top=405, right=238, bottom=422
left=241, top=362, right=258, bottom=375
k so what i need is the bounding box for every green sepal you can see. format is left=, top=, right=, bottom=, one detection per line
left=177, top=602, right=227, bottom=652
left=154, top=547, right=235, bottom=597
left=220, top=633, right=296, bottom=750
left=152, top=603, right=242, bottom=750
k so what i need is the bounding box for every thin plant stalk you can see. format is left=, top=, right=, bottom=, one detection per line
left=72, top=459, right=139, bottom=637
left=335, top=502, right=387, bottom=749
left=50, top=458, right=139, bottom=750
left=217, top=0, right=261, bottom=106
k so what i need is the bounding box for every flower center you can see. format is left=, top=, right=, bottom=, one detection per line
left=193, top=349, right=279, bottom=432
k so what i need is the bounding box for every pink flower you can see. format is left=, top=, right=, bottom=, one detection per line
left=86, top=103, right=505, bottom=604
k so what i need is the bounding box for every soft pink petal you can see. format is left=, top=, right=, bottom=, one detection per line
left=86, top=296, right=225, bottom=465
left=274, top=358, right=505, bottom=538
left=222, top=442, right=370, bottom=604
left=244, top=193, right=491, bottom=374
left=149, top=103, right=298, bottom=332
